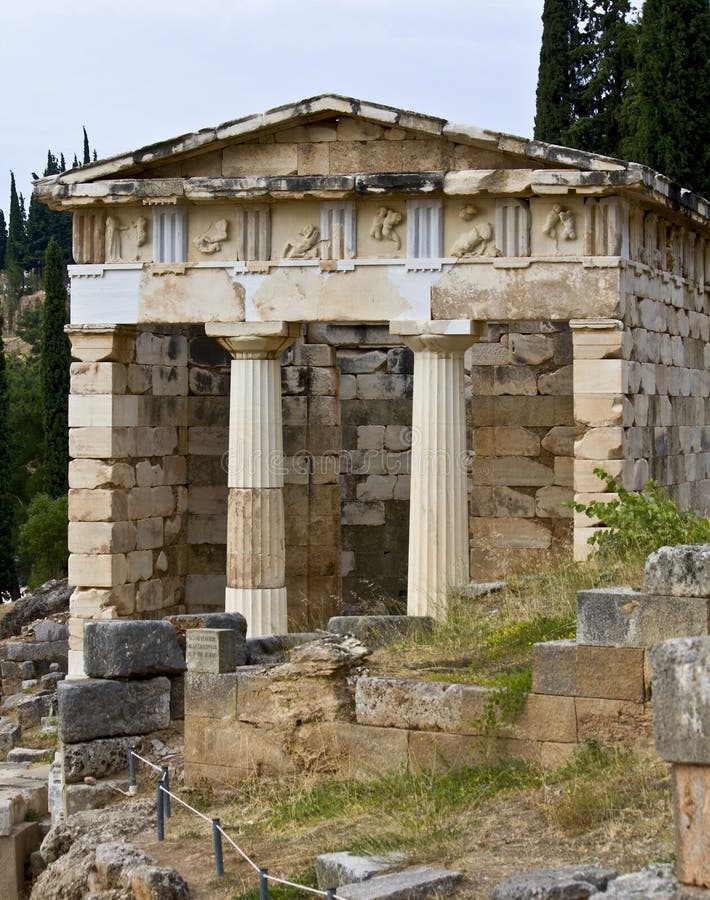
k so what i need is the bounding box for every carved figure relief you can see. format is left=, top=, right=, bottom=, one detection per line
left=542, top=204, right=577, bottom=246
left=370, top=207, right=403, bottom=251
left=450, top=205, right=494, bottom=257
left=283, top=224, right=321, bottom=259
left=105, top=215, right=129, bottom=262
left=134, top=216, right=148, bottom=248
left=193, top=219, right=229, bottom=254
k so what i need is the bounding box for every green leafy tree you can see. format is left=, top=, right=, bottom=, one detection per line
left=534, top=0, right=582, bottom=143
left=632, top=0, right=710, bottom=196
left=17, top=493, right=68, bottom=588
left=572, top=469, right=710, bottom=561
left=25, top=151, right=73, bottom=273
left=41, top=240, right=70, bottom=497
left=0, top=314, right=20, bottom=599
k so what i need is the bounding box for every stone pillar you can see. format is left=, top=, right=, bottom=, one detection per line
left=66, top=325, right=137, bottom=679
left=651, top=632, right=710, bottom=890
left=390, top=321, right=480, bottom=619
left=205, top=323, right=299, bottom=636
left=570, top=318, right=629, bottom=560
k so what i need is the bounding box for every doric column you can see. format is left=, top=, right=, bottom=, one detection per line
left=205, top=322, right=300, bottom=636
left=390, top=321, right=481, bottom=619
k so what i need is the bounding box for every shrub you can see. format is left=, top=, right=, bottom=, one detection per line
left=572, top=468, right=710, bottom=562
left=17, top=493, right=68, bottom=588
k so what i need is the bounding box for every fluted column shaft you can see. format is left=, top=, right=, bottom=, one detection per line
left=206, top=322, right=299, bottom=636
left=396, top=325, right=479, bottom=619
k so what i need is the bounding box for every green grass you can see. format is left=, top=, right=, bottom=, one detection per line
left=266, top=760, right=541, bottom=832
left=232, top=867, right=318, bottom=900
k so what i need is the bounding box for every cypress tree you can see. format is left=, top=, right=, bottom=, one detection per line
left=0, top=313, right=20, bottom=599
left=82, top=128, right=91, bottom=166
left=633, top=0, right=710, bottom=196
left=0, top=210, right=6, bottom=270
left=534, top=0, right=581, bottom=143
left=5, top=174, right=26, bottom=324
left=41, top=239, right=70, bottom=497
left=565, top=0, right=636, bottom=156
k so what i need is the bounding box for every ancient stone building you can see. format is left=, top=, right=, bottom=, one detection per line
left=33, top=95, right=710, bottom=676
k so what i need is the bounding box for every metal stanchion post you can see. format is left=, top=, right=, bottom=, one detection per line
left=259, top=868, right=269, bottom=900
left=212, top=818, right=224, bottom=877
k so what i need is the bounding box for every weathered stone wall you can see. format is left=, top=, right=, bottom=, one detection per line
left=469, top=322, right=574, bottom=579
left=67, top=326, right=189, bottom=672
left=185, top=331, right=230, bottom=611
left=572, top=209, right=710, bottom=554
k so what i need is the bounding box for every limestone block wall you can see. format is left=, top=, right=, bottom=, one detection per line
left=67, top=325, right=189, bottom=673
left=308, top=324, right=413, bottom=613
left=469, top=322, right=574, bottom=579
left=572, top=219, right=710, bottom=554
left=185, top=331, right=231, bottom=611
left=281, top=331, right=342, bottom=628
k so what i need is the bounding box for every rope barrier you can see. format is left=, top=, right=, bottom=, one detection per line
left=129, top=750, right=345, bottom=896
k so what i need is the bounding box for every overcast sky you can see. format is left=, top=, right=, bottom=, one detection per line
left=1, top=1, right=549, bottom=218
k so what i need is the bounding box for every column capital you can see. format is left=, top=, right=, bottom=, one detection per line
left=205, top=322, right=301, bottom=359
left=390, top=319, right=484, bottom=354
left=65, top=324, right=137, bottom=363
left=569, top=318, right=623, bottom=331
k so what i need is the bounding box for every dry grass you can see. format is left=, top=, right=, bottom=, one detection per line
left=138, top=742, right=672, bottom=900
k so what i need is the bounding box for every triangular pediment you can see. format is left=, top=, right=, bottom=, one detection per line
left=34, top=95, right=708, bottom=222
left=38, top=94, right=633, bottom=187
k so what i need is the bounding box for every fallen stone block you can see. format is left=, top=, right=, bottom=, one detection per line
left=62, top=736, right=144, bottom=783
left=644, top=544, right=710, bottom=598
left=63, top=778, right=132, bottom=816
left=16, top=692, right=55, bottom=729
left=32, top=621, right=68, bottom=643
left=491, top=864, right=618, bottom=899
left=1, top=640, right=69, bottom=663
left=316, top=851, right=406, bottom=889
left=246, top=632, right=319, bottom=664
left=58, top=678, right=171, bottom=742
left=84, top=620, right=185, bottom=678
left=338, top=865, right=463, bottom=899
left=6, top=748, right=53, bottom=764
left=651, top=636, right=710, bottom=764
left=577, top=588, right=709, bottom=648
left=0, top=721, right=21, bottom=755
left=603, top=864, right=677, bottom=898
left=327, top=615, right=432, bottom=648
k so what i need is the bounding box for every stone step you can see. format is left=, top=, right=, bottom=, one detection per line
left=316, top=851, right=406, bottom=889
left=6, top=747, right=54, bottom=764
left=337, top=865, right=463, bottom=899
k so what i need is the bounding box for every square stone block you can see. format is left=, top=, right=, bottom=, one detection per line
left=644, top=544, right=710, bottom=598
left=503, top=693, right=577, bottom=743
left=532, top=640, right=577, bottom=696
left=575, top=697, right=653, bottom=746
left=651, top=637, right=710, bottom=764
left=577, top=588, right=710, bottom=648
left=408, top=731, right=495, bottom=774
left=576, top=645, right=646, bottom=702
left=184, top=671, right=238, bottom=719
left=186, top=629, right=238, bottom=674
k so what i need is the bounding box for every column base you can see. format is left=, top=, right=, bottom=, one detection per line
left=225, top=587, right=287, bottom=637
left=67, top=650, right=87, bottom=680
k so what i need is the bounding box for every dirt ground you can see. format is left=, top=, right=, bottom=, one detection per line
left=134, top=763, right=674, bottom=900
